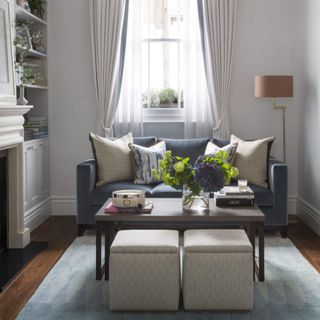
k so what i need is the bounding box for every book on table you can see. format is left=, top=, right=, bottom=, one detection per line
left=215, top=186, right=255, bottom=207
left=104, top=201, right=153, bottom=214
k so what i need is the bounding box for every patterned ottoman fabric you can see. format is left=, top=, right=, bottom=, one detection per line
left=183, top=229, right=253, bottom=311
left=109, top=230, right=180, bottom=311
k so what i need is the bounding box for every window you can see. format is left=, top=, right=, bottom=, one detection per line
left=141, top=0, right=184, bottom=110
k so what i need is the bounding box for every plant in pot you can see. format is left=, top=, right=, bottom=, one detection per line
left=28, top=0, right=46, bottom=19
left=152, top=150, right=239, bottom=213
left=159, top=88, right=178, bottom=108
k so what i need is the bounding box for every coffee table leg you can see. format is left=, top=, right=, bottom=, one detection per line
left=258, top=222, right=265, bottom=281
left=96, top=223, right=102, bottom=280
left=104, top=224, right=115, bottom=281
left=249, top=222, right=256, bottom=281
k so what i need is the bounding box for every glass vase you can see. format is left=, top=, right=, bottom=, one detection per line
left=182, top=185, right=209, bottom=213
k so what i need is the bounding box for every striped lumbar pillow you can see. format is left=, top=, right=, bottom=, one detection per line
left=89, top=132, right=133, bottom=186
left=231, top=134, right=274, bottom=188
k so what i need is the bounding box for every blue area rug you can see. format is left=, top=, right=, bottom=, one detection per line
left=17, top=234, right=320, bottom=320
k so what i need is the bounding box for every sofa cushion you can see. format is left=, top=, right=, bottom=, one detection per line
left=158, top=138, right=210, bottom=165
left=133, top=136, right=157, bottom=147
left=151, top=183, right=182, bottom=198
left=89, top=132, right=134, bottom=186
left=231, top=135, right=274, bottom=188
left=129, top=141, right=166, bottom=184
left=91, top=182, right=154, bottom=206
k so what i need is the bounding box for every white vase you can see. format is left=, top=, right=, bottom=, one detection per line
left=17, top=86, right=28, bottom=105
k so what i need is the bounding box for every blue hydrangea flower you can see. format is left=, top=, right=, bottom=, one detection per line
left=194, top=162, right=224, bottom=192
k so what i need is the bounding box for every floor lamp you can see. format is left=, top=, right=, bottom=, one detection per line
left=254, top=75, right=293, bottom=163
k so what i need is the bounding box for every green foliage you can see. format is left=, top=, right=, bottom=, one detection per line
left=159, top=88, right=178, bottom=104
left=152, top=149, right=239, bottom=196
left=28, top=0, right=46, bottom=19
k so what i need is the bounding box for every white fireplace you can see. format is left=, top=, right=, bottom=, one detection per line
left=0, top=105, right=32, bottom=248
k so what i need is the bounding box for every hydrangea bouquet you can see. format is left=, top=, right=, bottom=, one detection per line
left=152, top=150, right=239, bottom=212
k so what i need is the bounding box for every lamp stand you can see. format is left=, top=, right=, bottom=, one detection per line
left=272, top=99, right=287, bottom=163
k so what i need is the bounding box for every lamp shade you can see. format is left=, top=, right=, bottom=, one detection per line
left=254, top=75, right=293, bottom=98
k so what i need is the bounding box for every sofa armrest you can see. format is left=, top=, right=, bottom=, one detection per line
left=76, top=159, right=96, bottom=223
left=268, top=158, right=288, bottom=225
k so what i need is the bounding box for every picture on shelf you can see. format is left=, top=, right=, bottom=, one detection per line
left=24, top=58, right=46, bottom=86
left=15, top=23, right=32, bottom=50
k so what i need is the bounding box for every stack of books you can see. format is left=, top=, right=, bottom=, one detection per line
left=24, top=116, right=48, bottom=140
left=215, top=186, right=255, bottom=207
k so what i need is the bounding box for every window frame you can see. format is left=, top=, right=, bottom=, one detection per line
left=142, top=0, right=184, bottom=122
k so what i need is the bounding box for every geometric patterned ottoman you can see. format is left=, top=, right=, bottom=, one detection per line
left=183, top=229, right=253, bottom=311
left=109, top=230, right=180, bottom=311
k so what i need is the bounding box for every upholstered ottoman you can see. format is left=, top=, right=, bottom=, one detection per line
left=109, top=229, right=180, bottom=311
left=183, top=229, right=253, bottom=311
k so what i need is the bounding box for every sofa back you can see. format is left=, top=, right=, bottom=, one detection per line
left=157, top=138, right=210, bottom=165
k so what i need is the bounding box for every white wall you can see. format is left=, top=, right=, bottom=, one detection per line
left=48, top=0, right=98, bottom=212
left=48, top=0, right=302, bottom=214
left=296, top=0, right=320, bottom=234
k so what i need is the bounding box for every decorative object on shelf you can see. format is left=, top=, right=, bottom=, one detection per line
left=17, top=85, right=28, bottom=105
left=0, top=0, right=16, bottom=105
left=16, top=0, right=30, bottom=11
left=152, top=150, right=239, bottom=213
left=24, top=58, right=45, bottom=85
left=31, top=30, right=46, bottom=54
left=254, top=75, right=293, bottom=162
left=24, top=116, right=48, bottom=139
left=27, top=0, right=46, bottom=19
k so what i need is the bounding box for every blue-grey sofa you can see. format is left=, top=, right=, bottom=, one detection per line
left=77, top=137, right=288, bottom=237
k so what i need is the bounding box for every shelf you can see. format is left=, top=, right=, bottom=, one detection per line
left=24, top=84, right=48, bottom=90
left=16, top=45, right=47, bottom=58
left=15, top=5, right=47, bottom=25
left=24, top=137, right=48, bottom=144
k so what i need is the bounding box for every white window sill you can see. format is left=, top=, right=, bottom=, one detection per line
left=142, top=108, right=184, bottom=123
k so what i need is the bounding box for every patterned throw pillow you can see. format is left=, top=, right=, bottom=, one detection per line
left=231, top=134, right=275, bottom=188
left=89, top=132, right=133, bottom=186
left=205, top=141, right=238, bottom=164
left=129, top=141, right=166, bottom=184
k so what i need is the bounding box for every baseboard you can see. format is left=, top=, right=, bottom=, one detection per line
left=297, top=196, right=320, bottom=236
left=288, top=195, right=297, bottom=215
left=24, top=198, right=51, bottom=231
left=51, top=196, right=76, bottom=215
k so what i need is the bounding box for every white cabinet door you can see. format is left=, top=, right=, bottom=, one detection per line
left=38, top=140, right=49, bottom=199
left=24, top=138, right=50, bottom=215
left=24, top=142, right=40, bottom=210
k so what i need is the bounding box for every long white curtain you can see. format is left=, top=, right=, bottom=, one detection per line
left=198, top=0, right=238, bottom=139
left=90, top=0, right=128, bottom=137
left=114, top=0, right=143, bottom=137
left=184, top=0, right=213, bottom=138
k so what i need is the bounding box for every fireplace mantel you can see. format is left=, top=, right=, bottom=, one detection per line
left=0, top=104, right=33, bottom=248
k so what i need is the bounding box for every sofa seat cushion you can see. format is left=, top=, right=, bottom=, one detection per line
left=151, top=183, right=182, bottom=198
left=91, top=182, right=154, bottom=206
left=158, top=138, right=210, bottom=165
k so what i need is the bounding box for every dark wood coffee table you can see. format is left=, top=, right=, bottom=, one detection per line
left=95, top=198, right=265, bottom=281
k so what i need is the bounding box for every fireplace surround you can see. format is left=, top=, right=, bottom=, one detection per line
left=0, top=105, right=32, bottom=249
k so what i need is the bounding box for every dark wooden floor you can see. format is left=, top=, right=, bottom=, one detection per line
left=0, top=216, right=319, bottom=320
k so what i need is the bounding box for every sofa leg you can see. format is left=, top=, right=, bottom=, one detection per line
left=78, top=224, right=86, bottom=237
left=279, top=226, right=287, bottom=238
